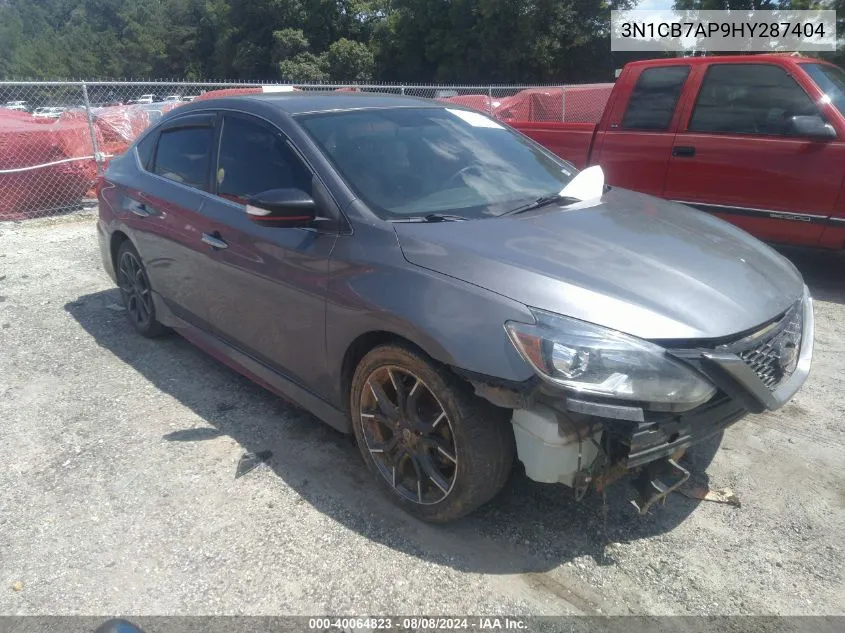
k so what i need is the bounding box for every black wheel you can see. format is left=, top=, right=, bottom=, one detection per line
left=350, top=344, right=515, bottom=523
left=116, top=241, right=169, bottom=338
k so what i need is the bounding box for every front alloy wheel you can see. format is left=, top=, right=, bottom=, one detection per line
left=360, top=365, right=458, bottom=505
left=351, top=344, right=515, bottom=522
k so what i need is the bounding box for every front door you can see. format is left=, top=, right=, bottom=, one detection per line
left=663, top=62, right=845, bottom=247
left=195, top=112, right=338, bottom=391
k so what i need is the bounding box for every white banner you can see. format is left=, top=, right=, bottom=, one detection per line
left=611, top=10, right=837, bottom=52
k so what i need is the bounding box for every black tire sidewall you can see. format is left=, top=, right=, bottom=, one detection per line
left=116, top=241, right=167, bottom=338
left=350, top=344, right=513, bottom=523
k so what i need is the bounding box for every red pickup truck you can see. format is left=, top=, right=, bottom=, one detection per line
left=510, top=55, right=845, bottom=250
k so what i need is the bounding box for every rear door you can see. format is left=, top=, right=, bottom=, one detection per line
left=663, top=62, right=845, bottom=246
left=196, top=111, right=339, bottom=390
left=126, top=113, right=218, bottom=326
left=590, top=64, right=691, bottom=196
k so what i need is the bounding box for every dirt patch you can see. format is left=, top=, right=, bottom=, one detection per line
left=0, top=216, right=843, bottom=615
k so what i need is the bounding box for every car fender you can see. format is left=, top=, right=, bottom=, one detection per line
left=323, top=222, right=536, bottom=408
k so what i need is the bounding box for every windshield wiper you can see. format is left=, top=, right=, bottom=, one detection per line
left=391, top=213, right=468, bottom=223
left=501, top=194, right=582, bottom=217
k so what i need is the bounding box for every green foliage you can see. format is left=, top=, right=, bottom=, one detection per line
left=279, top=53, right=330, bottom=82
left=325, top=38, right=375, bottom=82
left=0, top=0, right=838, bottom=82
left=273, top=28, right=312, bottom=61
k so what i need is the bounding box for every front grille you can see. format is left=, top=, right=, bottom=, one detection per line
left=722, top=302, right=803, bottom=391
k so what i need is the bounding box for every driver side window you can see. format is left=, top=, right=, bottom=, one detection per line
left=215, top=115, right=312, bottom=204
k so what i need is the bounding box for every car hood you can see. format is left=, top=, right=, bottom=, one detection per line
left=394, top=189, right=804, bottom=340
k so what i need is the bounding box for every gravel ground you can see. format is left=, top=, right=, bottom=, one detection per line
left=0, top=212, right=843, bottom=617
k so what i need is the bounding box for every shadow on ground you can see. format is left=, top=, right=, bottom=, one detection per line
left=66, top=289, right=723, bottom=577
left=777, top=246, right=845, bottom=305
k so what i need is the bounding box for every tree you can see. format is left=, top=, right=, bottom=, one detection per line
left=0, top=0, right=839, bottom=83
left=273, top=29, right=328, bottom=82
left=273, top=28, right=312, bottom=60
left=325, top=38, right=374, bottom=81
left=373, top=0, right=636, bottom=83
left=278, top=54, right=329, bottom=81
left=0, top=7, right=24, bottom=78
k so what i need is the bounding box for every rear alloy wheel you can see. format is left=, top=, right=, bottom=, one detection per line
left=116, top=241, right=168, bottom=338
left=351, top=344, right=515, bottom=522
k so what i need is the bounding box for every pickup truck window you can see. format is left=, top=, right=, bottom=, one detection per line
left=689, top=64, right=817, bottom=137
left=621, top=66, right=690, bottom=131
left=803, top=63, right=845, bottom=118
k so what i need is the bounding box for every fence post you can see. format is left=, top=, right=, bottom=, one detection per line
left=487, top=86, right=493, bottom=115
left=400, top=85, right=405, bottom=95
left=81, top=81, right=103, bottom=175
left=560, top=86, right=565, bottom=123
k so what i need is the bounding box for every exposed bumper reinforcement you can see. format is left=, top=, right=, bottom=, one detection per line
left=630, top=458, right=690, bottom=515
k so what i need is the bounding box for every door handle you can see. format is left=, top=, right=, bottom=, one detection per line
left=201, top=232, right=228, bottom=250
left=672, top=145, right=696, bottom=157
left=128, top=200, right=149, bottom=217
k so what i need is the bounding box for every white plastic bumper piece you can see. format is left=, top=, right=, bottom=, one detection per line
left=511, top=404, right=602, bottom=487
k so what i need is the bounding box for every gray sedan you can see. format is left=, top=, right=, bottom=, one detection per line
left=96, top=93, right=812, bottom=522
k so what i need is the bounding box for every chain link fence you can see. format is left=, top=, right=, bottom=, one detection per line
left=0, top=80, right=613, bottom=221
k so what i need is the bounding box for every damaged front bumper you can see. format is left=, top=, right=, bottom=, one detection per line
left=509, top=395, right=743, bottom=513
left=477, top=288, right=814, bottom=513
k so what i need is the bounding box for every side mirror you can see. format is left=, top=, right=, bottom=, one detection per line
left=246, top=188, right=316, bottom=227
left=788, top=115, right=836, bottom=140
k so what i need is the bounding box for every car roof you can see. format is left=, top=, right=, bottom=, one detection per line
left=624, top=54, right=833, bottom=69
left=207, top=92, right=441, bottom=115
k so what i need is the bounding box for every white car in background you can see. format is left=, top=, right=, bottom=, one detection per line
left=4, top=100, right=29, bottom=111
left=163, top=95, right=183, bottom=102
left=135, top=94, right=158, bottom=104
left=32, top=107, right=66, bottom=119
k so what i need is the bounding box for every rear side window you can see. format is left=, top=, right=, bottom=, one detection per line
left=621, top=66, right=690, bottom=131
left=152, top=127, right=213, bottom=190
left=135, top=132, right=157, bottom=171
left=689, top=64, right=818, bottom=136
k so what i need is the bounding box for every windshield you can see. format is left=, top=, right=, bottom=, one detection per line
left=803, top=63, right=845, bottom=117
left=298, top=107, right=576, bottom=219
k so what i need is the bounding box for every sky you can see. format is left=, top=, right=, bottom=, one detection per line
left=636, top=0, right=674, bottom=9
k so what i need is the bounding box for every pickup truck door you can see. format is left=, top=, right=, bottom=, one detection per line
left=590, top=64, right=691, bottom=196
left=663, top=62, right=845, bottom=247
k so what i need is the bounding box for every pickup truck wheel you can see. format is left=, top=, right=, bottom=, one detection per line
left=350, top=344, right=515, bottom=523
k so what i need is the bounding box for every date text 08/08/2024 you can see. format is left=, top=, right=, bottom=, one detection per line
left=307, top=617, right=528, bottom=630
